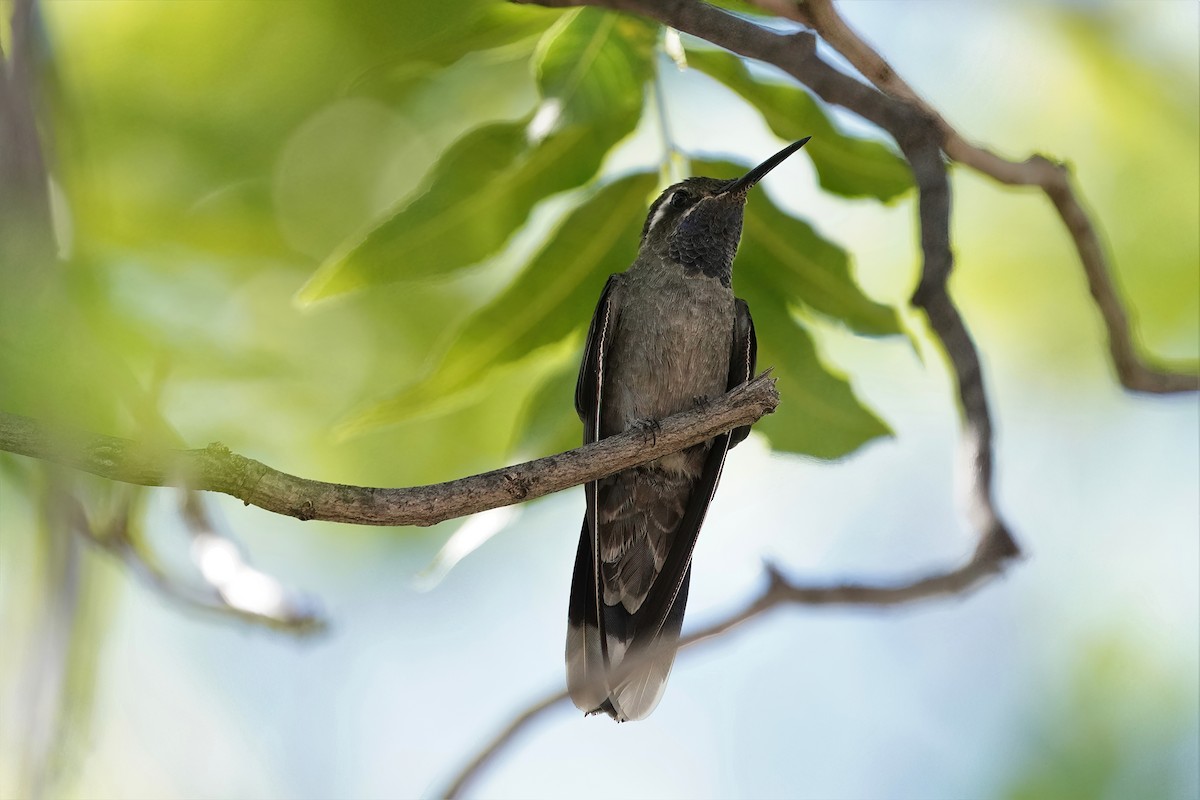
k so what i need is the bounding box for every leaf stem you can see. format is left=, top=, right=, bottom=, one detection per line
left=651, top=35, right=686, bottom=183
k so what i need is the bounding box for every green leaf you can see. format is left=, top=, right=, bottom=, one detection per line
left=406, top=5, right=555, bottom=65
left=510, top=346, right=584, bottom=458
left=685, top=47, right=913, bottom=201
left=432, top=172, right=654, bottom=384
left=298, top=119, right=609, bottom=302
left=335, top=172, right=657, bottom=436
left=299, top=11, right=657, bottom=303
left=745, top=205, right=901, bottom=335
left=348, top=6, right=557, bottom=102
left=535, top=9, right=658, bottom=127
left=692, top=159, right=902, bottom=335
left=738, top=280, right=892, bottom=458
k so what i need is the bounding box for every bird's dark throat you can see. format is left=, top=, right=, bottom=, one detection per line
left=666, top=200, right=743, bottom=287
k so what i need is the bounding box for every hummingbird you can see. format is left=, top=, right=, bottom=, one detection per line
left=567, top=138, right=811, bottom=721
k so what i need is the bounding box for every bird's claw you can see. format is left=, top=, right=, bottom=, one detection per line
left=630, top=418, right=661, bottom=446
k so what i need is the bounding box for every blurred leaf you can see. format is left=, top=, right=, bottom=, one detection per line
left=298, top=121, right=580, bottom=301
left=411, top=5, right=554, bottom=62
left=510, top=347, right=584, bottom=457
left=535, top=8, right=657, bottom=126
left=299, top=11, right=656, bottom=303
left=349, top=5, right=556, bottom=103
left=427, top=172, right=655, bottom=382
left=335, top=172, right=657, bottom=437
left=739, top=280, right=892, bottom=458
left=53, top=4, right=360, bottom=261
left=745, top=206, right=901, bottom=335
left=693, top=159, right=902, bottom=336
left=686, top=47, right=913, bottom=201
left=333, top=1, right=551, bottom=71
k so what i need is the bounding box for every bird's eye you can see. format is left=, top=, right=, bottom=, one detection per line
left=669, top=190, right=691, bottom=209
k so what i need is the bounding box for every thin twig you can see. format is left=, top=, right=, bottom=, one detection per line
left=441, top=689, right=572, bottom=799
left=65, top=492, right=325, bottom=634
left=441, top=549, right=1011, bottom=798
left=754, top=0, right=1198, bottom=394
left=651, top=47, right=679, bottom=179
left=0, top=373, right=779, bottom=527
left=5, top=6, right=80, bottom=796
left=21, top=474, right=83, bottom=800
left=0, top=0, right=55, bottom=267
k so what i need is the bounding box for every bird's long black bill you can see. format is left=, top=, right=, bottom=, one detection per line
left=723, top=136, right=811, bottom=196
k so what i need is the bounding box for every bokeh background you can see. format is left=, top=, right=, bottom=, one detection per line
left=1, top=1, right=1197, bottom=798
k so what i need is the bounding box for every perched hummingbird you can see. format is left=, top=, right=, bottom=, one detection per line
left=567, top=138, right=811, bottom=721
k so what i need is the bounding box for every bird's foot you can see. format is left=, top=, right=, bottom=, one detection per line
left=630, top=417, right=661, bottom=446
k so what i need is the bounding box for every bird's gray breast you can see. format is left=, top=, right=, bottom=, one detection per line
left=602, top=263, right=735, bottom=448
left=595, top=263, right=734, bottom=615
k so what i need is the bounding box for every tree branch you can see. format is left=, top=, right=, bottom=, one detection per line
left=443, top=0, right=1030, bottom=793
left=754, top=0, right=1198, bottom=394
left=0, top=372, right=779, bottom=527
left=0, top=0, right=55, bottom=268
left=441, top=548, right=1012, bottom=798
left=517, top=0, right=1020, bottom=554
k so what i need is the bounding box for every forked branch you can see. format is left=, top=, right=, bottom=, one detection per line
left=445, top=0, right=1043, bottom=793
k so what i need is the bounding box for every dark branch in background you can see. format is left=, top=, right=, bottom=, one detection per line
left=0, top=372, right=780, bottom=526
left=443, top=553, right=1011, bottom=798
left=4, top=5, right=82, bottom=798
left=22, top=474, right=83, bottom=800
left=0, top=0, right=55, bottom=268
left=753, top=0, right=1198, bottom=394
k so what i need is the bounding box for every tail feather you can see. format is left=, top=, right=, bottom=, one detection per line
left=605, top=569, right=690, bottom=721
left=567, top=439, right=729, bottom=722
left=566, top=500, right=692, bottom=721
left=566, top=520, right=609, bottom=712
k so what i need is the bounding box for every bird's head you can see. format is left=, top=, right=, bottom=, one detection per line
left=639, top=137, right=810, bottom=286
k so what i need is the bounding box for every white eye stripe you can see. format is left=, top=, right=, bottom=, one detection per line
left=647, top=202, right=671, bottom=233
left=648, top=191, right=702, bottom=234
